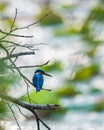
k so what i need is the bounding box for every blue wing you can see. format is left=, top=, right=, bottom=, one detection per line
left=32, top=73, right=44, bottom=92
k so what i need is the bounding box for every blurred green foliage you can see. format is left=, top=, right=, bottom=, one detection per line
left=73, top=64, right=99, bottom=81
left=54, top=25, right=79, bottom=36
left=0, top=74, right=17, bottom=88
left=28, top=0, right=104, bottom=113
left=36, top=4, right=63, bottom=26
left=91, top=7, right=104, bottom=22
left=55, top=85, right=81, bottom=97
left=0, top=2, right=7, bottom=12
left=0, top=60, right=18, bottom=119
left=0, top=1, right=17, bottom=30
left=85, top=45, right=97, bottom=57
left=42, top=61, right=63, bottom=72
left=0, top=100, right=8, bottom=119
left=90, top=87, right=102, bottom=94
left=0, top=125, right=5, bottom=130
left=0, top=61, right=7, bottom=74
left=80, top=1, right=104, bottom=44
left=94, top=99, right=104, bottom=111
left=61, top=4, right=75, bottom=10
left=0, top=60, right=18, bottom=89
left=36, top=0, right=104, bottom=113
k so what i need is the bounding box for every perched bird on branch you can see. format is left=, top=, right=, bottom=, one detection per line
left=32, top=69, right=52, bottom=92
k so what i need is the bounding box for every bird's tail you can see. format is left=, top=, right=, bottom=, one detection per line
left=36, top=87, right=41, bottom=93
left=33, top=85, right=40, bottom=93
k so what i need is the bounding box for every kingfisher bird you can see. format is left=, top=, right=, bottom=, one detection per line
left=32, top=69, right=52, bottom=92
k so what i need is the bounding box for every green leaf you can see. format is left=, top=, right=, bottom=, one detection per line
left=21, top=90, right=59, bottom=105
left=73, top=65, right=99, bottom=81
left=54, top=25, right=80, bottom=36
left=94, top=100, right=104, bottom=111
left=0, top=2, right=7, bottom=12
left=91, top=6, right=104, bottom=22
left=55, top=85, right=81, bottom=97
left=36, top=6, right=63, bottom=26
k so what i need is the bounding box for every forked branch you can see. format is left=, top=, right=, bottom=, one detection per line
left=0, top=8, right=57, bottom=130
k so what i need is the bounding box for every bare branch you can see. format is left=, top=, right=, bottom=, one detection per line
left=0, top=9, right=55, bottom=130
left=10, top=46, right=16, bottom=55
left=31, top=110, right=40, bottom=130
left=0, top=44, right=52, bottom=93
left=10, top=8, right=18, bottom=31
left=0, top=93, right=60, bottom=110
left=0, top=40, right=22, bottom=47
left=12, top=11, right=53, bottom=31
left=0, top=40, right=37, bottom=51
left=1, top=85, right=22, bottom=130
left=12, top=60, right=50, bottom=69
left=8, top=103, right=22, bottom=130
left=0, top=10, right=52, bottom=41
left=30, top=110, right=50, bottom=130
left=0, top=51, right=35, bottom=61
left=0, top=29, right=33, bottom=38
left=15, top=104, right=30, bottom=120
left=0, top=92, right=58, bottom=130
left=25, top=80, right=32, bottom=103
left=0, top=44, right=33, bottom=86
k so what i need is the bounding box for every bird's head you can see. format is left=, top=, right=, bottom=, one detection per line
left=35, top=69, right=52, bottom=77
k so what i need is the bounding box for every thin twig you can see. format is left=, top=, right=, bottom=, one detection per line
left=10, top=60, right=50, bottom=69
left=0, top=9, right=18, bottom=41
left=12, top=11, right=53, bottom=31
left=0, top=86, right=22, bottom=130
left=25, top=80, right=31, bottom=104
left=30, top=110, right=51, bottom=130
left=15, top=104, right=30, bottom=120
left=0, top=40, right=37, bottom=51
left=10, top=8, right=18, bottom=31
left=0, top=44, right=33, bottom=86
left=34, top=111, right=40, bottom=130
left=31, top=110, right=41, bottom=130
left=0, top=29, right=33, bottom=38
left=0, top=10, right=52, bottom=41
left=8, top=103, right=22, bottom=130
left=10, top=47, right=16, bottom=55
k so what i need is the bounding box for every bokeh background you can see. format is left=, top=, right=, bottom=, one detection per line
left=1, top=0, right=104, bottom=130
